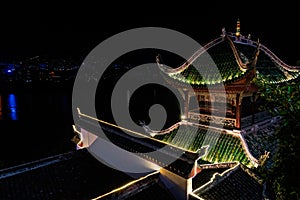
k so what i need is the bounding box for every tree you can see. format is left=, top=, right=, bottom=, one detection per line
left=255, top=79, right=300, bottom=200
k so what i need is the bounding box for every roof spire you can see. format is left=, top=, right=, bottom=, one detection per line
left=236, top=18, right=241, bottom=37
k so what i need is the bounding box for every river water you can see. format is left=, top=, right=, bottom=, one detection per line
left=0, top=90, right=76, bottom=169
left=0, top=72, right=181, bottom=169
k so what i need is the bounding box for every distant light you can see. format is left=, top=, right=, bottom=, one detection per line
left=181, top=115, right=186, bottom=120
left=7, top=69, right=12, bottom=73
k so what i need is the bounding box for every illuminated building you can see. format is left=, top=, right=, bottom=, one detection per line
left=70, top=21, right=300, bottom=199
left=1, top=21, right=300, bottom=200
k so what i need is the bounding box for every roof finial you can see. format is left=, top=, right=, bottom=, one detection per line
left=221, top=27, right=226, bottom=37
left=236, top=18, right=241, bottom=37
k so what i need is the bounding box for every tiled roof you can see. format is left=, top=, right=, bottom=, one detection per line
left=243, top=124, right=279, bottom=168
left=77, top=116, right=204, bottom=179
left=193, top=164, right=265, bottom=200
left=0, top=148, right=177, bottom=200
left=235, top=42, right=300, bottom=84
left=166, top=39, right=249, bottom=87
left=192, top=165, right=230, bottom=190
left=0, top=149, right=135, bottom=200
left=159, top=33, right=300, bottom=87
left=154, top=124, right=254, bottom=167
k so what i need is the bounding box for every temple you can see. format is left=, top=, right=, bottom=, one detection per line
left=71, top=20, right=300, bottom=199
left=70, top=20, right=300, bottom=199
left=2, top=20, right=299, bottom=199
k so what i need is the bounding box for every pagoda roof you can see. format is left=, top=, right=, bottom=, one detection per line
left=157, top=32, right=300, bottom=88
left=152, top=122, right=259, bottom=168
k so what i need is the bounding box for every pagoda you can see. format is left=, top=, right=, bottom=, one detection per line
left=156, top=19, right=300, bottom=130
left=72, top=20, right=300, bottom=199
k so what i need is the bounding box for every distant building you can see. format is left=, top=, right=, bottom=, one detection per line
left=0, top=56, right=79, bottom=88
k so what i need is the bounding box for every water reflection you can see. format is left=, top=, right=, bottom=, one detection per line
left=0, top=92, right=73, bottom=121
left=8, top=94, right=18, bottom=120
left=0, top=91, right=75, bottom=169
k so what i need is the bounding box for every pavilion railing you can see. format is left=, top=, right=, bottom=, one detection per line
left=188, top=112, right=236, bottom=128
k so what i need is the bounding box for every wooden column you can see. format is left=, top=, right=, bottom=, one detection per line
left=236, top=93, right=241, bottom=129
left=231, top=98, right=235, bottom=114
left=196, top=94, right=200, bottom=102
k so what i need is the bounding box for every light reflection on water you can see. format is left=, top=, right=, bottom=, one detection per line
left=0, top=93, right=19, bottom=120
left=0, top=92, right=71, bottom=121
left=0, top=91, right=75, bottom=169
left=8, top=94, right=18, bottom=120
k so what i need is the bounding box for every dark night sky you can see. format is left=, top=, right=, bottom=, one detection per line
left=1, top=6, right=300, bottom=65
